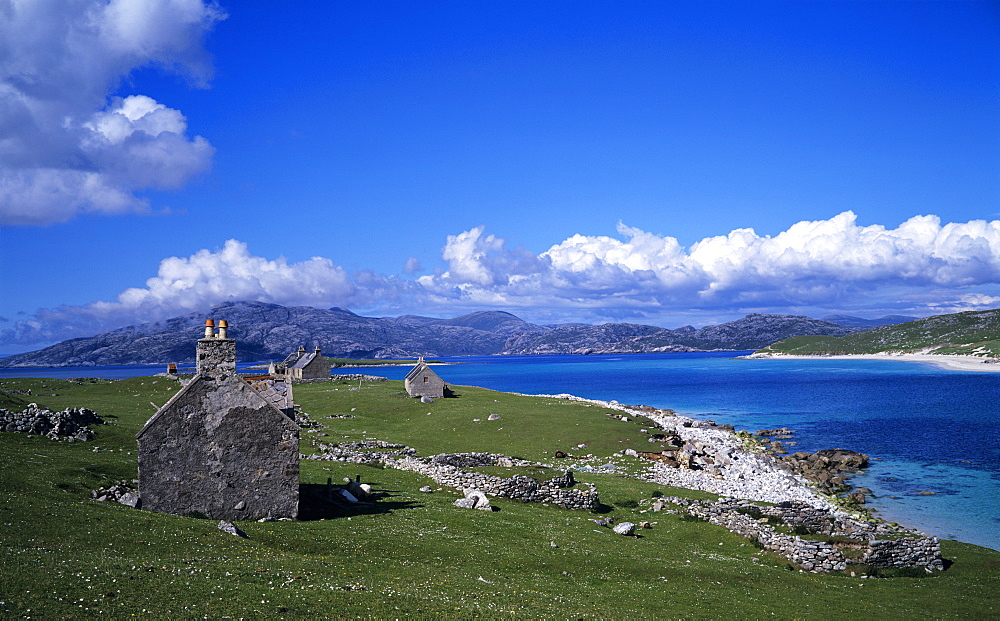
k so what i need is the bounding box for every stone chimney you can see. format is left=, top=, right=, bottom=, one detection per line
left=197, top=318, right=236, bottom=375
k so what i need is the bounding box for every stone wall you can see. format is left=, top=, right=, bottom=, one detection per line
left=390, top=454, right=599, bottom=511
left=306, top=446, right=599, bottom=511
left=676, top=497, right=943, bottom=573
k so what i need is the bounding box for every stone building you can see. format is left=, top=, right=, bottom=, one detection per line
left=136, top=320, right=300, bottom=521
left=270, top=346, right=331, bottom=380
left=404, top=357, right=448, bottom=399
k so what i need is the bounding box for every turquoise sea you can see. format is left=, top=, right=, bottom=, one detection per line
left=3, top=352, right=998, bottom=551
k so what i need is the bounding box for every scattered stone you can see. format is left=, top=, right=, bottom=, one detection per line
left=118, top=492, right=141, bottom=508
left=91, top=481, right=137, bottom=505
left=420, top=396, right=435, bottom=404
left=217, top=521, right=248, bottom=538
left=613, top=522, right=636, bottom=536
left=487, top=413, right=501, bottom=420
left=419, top=486, right=434, bottom=493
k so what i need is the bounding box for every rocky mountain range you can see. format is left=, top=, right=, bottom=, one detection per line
left=0, top=301, right=906, bottom=367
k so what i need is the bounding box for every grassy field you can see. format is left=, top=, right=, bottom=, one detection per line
left=759, top=309, right=1000, bottom=357
left=1, top=376, right=997, bottom=618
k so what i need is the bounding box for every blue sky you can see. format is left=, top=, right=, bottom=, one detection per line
left=2, top=0, right=999, bottom=355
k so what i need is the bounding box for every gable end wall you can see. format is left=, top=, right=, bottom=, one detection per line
left=137, top=374, right=299, bottom=520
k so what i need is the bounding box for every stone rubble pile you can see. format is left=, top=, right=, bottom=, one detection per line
left=0, top=404, right=104, bottom=441
left=91, top=481, right=140, bottom=508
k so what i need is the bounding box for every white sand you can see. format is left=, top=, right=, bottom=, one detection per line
left=748, top=352, right=1000, bottom=372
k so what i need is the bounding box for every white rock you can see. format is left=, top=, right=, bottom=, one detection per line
left=613, top=522, right=636, bottom=535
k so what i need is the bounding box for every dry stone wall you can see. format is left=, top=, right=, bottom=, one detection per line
left=390, top=454, right=599, bottom=511
left=674, top=497, right=943, bottom=573
left=306, top=445, right=599, bottom=511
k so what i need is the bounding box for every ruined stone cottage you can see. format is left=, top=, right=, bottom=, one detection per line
left=136, top=320, right=300, bottom=521
left=404, top=357, right=448, bottom=399
left=269, top=345, right=331, bottom=380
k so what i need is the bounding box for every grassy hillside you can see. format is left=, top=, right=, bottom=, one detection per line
left=758, top=309, right=1000, bottom=357
left=0, top=376, right=997, bottom=618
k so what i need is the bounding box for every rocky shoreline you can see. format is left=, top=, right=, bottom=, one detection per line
left=533, top=393, right=855, bottom=511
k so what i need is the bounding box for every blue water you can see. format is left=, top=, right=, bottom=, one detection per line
left=3, top=353, right=998, bottom=551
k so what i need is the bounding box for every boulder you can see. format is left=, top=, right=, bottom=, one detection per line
left=613, top=522, right=636, bottom=536
left=118, top=492, right=141, bottom=508
left=463, top=489, right=493, bottom=511
left=218, top=520, right=248, bottom=538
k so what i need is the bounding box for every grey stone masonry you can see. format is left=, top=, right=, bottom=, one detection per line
left=196, top=338, right=236, bottom=375
left=137, top=373, right=300, bottom=520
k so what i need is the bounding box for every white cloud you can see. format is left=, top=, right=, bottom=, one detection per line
left=415, top=212, right=1000, bottom=312
left=108, top=239, right=356, bottom=313
left=3, top=213, right=999, bottom=352
left=0, top=0, right=224, bottom=226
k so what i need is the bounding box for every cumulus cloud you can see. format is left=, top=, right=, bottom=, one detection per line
left=414, top=212, right=1000, bottom=314
left=0, top=0, right=224, bottom=226
left=3, top=212, right=999, bottom=352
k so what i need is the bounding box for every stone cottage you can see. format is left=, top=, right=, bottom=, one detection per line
left=270, top=346, right=331, bottom=380
left=136, top=320, right=300, bottom=521
left=404, top=357, right=448, bottom=399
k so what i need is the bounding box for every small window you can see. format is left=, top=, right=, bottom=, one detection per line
left=423, top=376, right=429, bottom=383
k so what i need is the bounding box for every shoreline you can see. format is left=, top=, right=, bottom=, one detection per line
left=527, top=392, right=847, bottom=513
left=745, top=352, right=1000, bottom=372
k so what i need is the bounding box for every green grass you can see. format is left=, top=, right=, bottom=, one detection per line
left=0, top=376, right=998, bottom=618
left=760, top=309, right=1000, bottom=357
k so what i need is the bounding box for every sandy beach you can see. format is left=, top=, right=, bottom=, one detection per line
left=746, top=352, right=1000, bottom=372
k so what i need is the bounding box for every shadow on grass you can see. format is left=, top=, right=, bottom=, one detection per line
left=298, top=483, right=422, bottom=521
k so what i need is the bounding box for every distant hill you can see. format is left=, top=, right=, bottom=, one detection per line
left=0, top=302, right=881, bottom=367
left=502, top=313, right=859, bottom=355
left=821, top=314, right=918, bottom=328
left=757, top=309, right=1000, bottom=358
